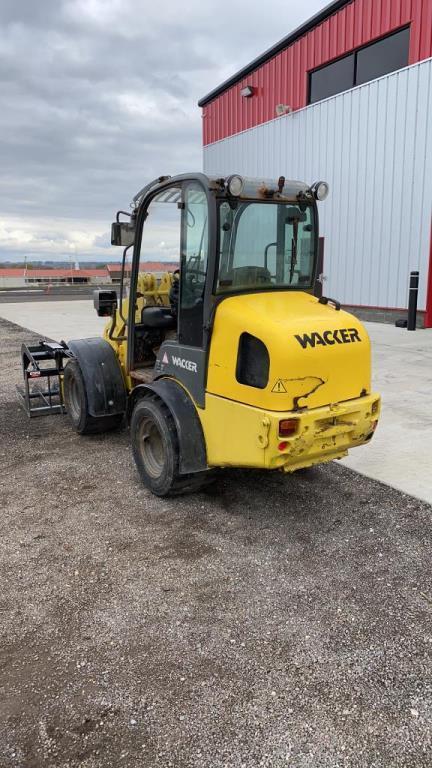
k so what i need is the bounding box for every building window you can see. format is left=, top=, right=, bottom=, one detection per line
left=309, top=27, right=410, bottom=104
left=309, top=53, right=355, bottom=104
left=356, top=27, right=410, bottom=86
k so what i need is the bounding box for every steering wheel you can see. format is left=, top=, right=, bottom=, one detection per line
left=187, top=269, right=206, bottom=280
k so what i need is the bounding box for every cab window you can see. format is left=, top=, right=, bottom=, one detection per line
left=217, top=201, right=316, bottom=294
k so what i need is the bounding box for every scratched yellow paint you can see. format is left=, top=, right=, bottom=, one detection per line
left=198, top=391, right=380, bottom=470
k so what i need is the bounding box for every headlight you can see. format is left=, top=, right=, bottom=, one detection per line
left=312, top=181, right=329, bottom=201
left=226, top=174, right=244, bottom=197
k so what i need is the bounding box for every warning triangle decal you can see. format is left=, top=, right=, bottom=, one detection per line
left=162, top=352, right=169, bottom=364
left=272, top=379, right=288, bottom=394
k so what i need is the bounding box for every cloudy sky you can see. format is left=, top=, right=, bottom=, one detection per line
left=0, top=0, right=326, bottom=263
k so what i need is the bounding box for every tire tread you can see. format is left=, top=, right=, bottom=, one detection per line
left=131, top=393, right=212, bottom=497
left=64, top=359, right=123, bottom=435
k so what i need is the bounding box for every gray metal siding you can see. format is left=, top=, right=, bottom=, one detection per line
left=204, top=59, right=432, bottom=312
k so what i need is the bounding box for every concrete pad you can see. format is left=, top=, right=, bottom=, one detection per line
left=342, top=322, right=432, bottom=505
left=0, top=299, right=106, bottom=340
left=1, top=300, right=431, bottom=504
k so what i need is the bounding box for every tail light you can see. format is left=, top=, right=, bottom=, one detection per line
left=279, top=419, right=299, bottom=437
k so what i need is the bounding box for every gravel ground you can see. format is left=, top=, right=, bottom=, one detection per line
left=0, top=317, right=431, bottom=768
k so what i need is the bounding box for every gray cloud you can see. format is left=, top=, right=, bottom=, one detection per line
left=0, top=0, right=325, bottom=261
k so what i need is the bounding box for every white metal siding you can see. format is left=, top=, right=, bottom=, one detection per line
left=0, top=277, right=26, bottom=288
left=204, top=59, right=432, bottom=312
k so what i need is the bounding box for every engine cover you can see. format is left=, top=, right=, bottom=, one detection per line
left=207, top=291, right=371, bottom=412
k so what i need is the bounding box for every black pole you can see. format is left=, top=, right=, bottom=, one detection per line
left=407, top=271, right=419, bottom=331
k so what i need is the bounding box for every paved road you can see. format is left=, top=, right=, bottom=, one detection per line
left=1, top=316, right=431, bottom=767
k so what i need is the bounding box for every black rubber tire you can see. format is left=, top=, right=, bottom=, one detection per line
left=63, top=359, right=123, bottom=435
left=130, top=396, right=213, bottom=497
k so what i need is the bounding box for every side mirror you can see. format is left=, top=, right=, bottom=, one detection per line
left=111, top=221, right=135, bottom=247
left=93, top=289, right=118, bottom=317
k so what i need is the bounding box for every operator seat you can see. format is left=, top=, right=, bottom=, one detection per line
left=141, top=305, right=176, bottom=330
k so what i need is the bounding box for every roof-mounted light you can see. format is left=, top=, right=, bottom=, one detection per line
left=312, top=181, right=329, bottom=201
left=226, top=174, right=244, bottom=197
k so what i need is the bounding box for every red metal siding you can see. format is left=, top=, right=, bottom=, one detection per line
left=203, top=0, right=432, bottom=145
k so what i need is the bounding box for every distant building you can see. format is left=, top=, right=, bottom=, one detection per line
left=24, top=268, right=107, bottom=285
left=0, top=267, right=107, bottom=288
left=107, top=262, right=179, bottom=283
left=0, top=262, right=179, bottom=289
left=0, top=268, right=26, bottom=288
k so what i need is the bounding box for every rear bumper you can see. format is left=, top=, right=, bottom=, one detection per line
left=264, top=393, right=381, bottom=472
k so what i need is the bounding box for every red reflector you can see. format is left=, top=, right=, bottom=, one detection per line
left=278, top=441, right=289, bottom=451
left=279, top=419, right=298, bottom=437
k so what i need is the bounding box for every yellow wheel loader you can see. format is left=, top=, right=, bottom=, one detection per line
left=19, top=173, right=380, bottom=496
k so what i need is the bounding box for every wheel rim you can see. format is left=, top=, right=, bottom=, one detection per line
left=68, top=374, right=82, bottom=422
left=138, top=416, right=165, bottom=478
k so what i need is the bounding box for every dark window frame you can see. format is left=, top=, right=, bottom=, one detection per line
left=308, top=25, right=410, bottom=105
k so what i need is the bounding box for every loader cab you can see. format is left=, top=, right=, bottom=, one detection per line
left=110, top=173, right=326, bottom=394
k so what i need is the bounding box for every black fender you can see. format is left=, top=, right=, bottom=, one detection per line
left=68, top=338, right=127, bottom=418
left=128, top=378, right=208, bottom=475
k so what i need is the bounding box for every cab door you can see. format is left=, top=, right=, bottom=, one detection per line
left=127, top=181, right=182, bottom=374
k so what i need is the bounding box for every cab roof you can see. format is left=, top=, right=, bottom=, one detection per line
left=133, top=173, right=312, bottom=209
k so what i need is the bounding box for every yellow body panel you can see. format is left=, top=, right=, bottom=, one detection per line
left=207, top=292, right=371, bottom=412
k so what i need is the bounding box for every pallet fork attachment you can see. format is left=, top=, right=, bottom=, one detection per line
left=17, top=341, right=72, bottom=418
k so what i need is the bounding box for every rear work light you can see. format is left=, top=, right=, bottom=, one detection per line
left=279, top=419, right=299, bottom=437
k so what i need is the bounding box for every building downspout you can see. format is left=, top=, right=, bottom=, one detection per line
left=425, top=219, right=432, bottom=329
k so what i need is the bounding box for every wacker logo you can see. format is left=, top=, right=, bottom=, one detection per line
left=295, top=328, right=361, bottom=349
left=171, top=355, right=198, bottom=373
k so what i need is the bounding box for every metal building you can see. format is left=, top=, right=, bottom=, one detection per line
left=199, top=0, right=432, bottom=327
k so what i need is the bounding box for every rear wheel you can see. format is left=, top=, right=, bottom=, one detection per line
left=64, top=359, right=123, bottom=435
left=131, top=396, right=212, bottom=496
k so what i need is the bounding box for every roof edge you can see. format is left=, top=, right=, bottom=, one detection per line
left=198, top=0, right=352, bottom=107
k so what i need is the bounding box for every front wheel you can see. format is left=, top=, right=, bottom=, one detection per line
left=63, top=359, right=123, bottom=435
left=130, top=397, right=212, bottom=496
